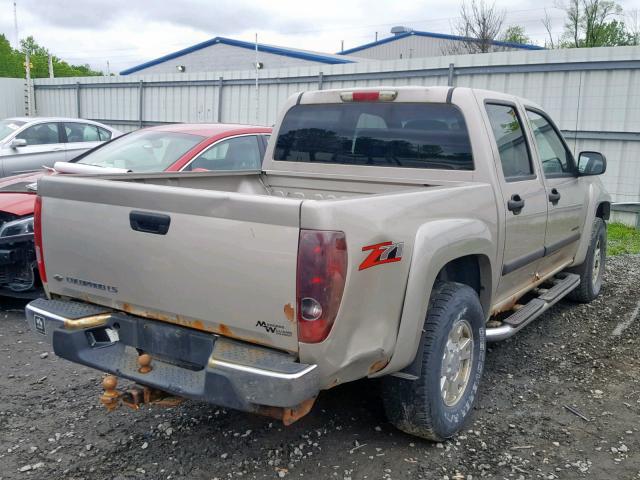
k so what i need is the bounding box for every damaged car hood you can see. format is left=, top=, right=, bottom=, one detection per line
left=0, top=171, right=52, bottom=216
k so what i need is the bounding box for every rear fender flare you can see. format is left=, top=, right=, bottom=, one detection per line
left=373, top=218, right=494, bottom=377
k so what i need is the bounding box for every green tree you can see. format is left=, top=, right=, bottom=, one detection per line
left=558, top=0, right=637, bottom=47
left=0, top=34, right=23, bottom=77
left=20, top=36, right=49, bottom=57
left=591, top=19, right=636, bottom=45
left=501, top=25, right=533, bottom=45
left=0, top=33, right=103, bottom=78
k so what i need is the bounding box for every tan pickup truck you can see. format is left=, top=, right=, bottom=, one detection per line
left=25, top=87, right=610, bottom=440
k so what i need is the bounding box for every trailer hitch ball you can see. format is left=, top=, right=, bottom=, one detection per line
left=138, top=353, right=152, bottom=374
left=100, top=375, right=120, bottom=411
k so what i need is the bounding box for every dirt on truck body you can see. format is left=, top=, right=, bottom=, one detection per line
left=24, top=86, right=610, bottom=440
left=1, top=255, right=638, bottom=479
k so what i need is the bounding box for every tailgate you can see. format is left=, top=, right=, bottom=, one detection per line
left=38, top=176, right=302, bottom=352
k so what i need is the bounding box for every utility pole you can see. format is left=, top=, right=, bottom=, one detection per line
left=341, top=40, right=344, bottom=52
left=106, top=60, right=110, bottom=76
left=24, top=51, right=32, bottom=116
left=48, top=54, right=54, bottom=78
left=375, top=31, right=378, bottom=41
left=255, top=33, right=259, bottom=125
left=13, top=1, right=19, bottom=48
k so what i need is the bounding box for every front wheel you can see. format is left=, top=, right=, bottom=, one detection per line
left=381, top=281, right=486, bottom=441
left=568, top=217, right=606, bottom=303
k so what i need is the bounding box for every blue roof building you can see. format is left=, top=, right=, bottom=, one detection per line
left=121, top=36, right=356, bottom=75
left=338, top=27, right=544, bottom=60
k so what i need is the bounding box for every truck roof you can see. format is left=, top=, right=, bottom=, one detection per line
left=296, top=86, right=541, bottom=110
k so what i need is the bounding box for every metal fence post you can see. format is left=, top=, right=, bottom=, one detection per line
left=447, top=63, right=455, bottom=87
left=216, top=76, right=224, bottom=123
left=318, top=71, right=324, bottom=90
left=76, top=82, right=81, bottom=118
left=31, top=81, right=37, bottom=115
left=138, top=80, right=144, bottom=128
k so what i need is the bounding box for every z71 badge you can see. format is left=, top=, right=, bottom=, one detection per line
left=359, top=241, right=404, bottom=271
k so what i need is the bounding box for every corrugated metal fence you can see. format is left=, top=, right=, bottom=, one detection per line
left=0, top=78, right=26, bottom=118
left=32, top=46, right=640, bottom=202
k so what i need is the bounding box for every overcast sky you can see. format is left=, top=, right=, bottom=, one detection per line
left=2, top=0, right=638, bottom=74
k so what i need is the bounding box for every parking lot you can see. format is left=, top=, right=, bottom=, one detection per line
left=0, top=255, right=637, bottom=480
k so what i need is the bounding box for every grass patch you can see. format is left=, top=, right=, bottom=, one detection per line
left=607, top=222, right=640, bottom=256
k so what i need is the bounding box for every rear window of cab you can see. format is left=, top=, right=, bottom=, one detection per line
left=274, top=103, right=474, bottom=170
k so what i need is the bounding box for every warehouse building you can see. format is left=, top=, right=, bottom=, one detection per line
left=120, top=36, right=357, bottom=75
left=339, top=26, right=544, bottom=60
left=120, top=27, right=544, bottom=76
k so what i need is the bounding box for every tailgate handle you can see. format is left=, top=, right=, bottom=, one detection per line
left=129, top=211, right=171, bottom=235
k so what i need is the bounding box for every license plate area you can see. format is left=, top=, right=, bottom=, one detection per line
left=96, top=313, right=216, bottom=370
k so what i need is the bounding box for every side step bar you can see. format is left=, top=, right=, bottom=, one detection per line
left=486, top=273, right=580, bottom=342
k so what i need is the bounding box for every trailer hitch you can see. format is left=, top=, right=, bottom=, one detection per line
left=100, top=375, right=184, bottom=411
left=98, top=353, right=316, bottom=424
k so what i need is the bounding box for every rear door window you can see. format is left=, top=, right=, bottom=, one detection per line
left=274, top=103, right=473, bottom=170
left=64, top=123, right=100, bottom=143
left=97, top=127, right=112, bottom=141
left=183, top=136, right=261, bottom=171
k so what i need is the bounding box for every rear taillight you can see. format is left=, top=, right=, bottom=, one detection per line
left=296, top=230, right=347, bottom=343
left=340, top=90, right=397, bottom=102
left=34, top=196, right=47, bottom=283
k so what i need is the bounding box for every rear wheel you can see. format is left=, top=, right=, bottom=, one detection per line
left=381, top=281, right=485, bottom=441
left=568, top=217, right=606, bottom=303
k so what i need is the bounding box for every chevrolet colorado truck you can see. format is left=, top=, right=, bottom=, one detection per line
left=25, top=87, right=610, bottom=440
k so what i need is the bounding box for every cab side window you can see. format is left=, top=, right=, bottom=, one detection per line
left=184, top=136, right=261, bottom=171
left=485, top=104, right=533, bottom=181
left=16, top=123, right=61, bottom=145
left=526, top=110, right=575, bottom=177
left=98, top=127, right=112, bottom=141
left=64, top=123, right=100, bottom=143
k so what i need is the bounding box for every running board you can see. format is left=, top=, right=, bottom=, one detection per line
left=486, top=273, right=580, bottom=342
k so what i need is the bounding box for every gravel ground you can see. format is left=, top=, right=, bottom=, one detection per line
left=1, top=255, right=639, bottom=480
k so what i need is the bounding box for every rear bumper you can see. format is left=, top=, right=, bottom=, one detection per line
left=25, top=298, right=319, bottom=411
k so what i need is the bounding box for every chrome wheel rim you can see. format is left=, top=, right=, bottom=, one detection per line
left=592, top=238, right=602, bottom=286
left=440, top=319, right=474, bottom=407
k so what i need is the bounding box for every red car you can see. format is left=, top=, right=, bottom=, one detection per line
left=0, top=123, right=271, bottom=297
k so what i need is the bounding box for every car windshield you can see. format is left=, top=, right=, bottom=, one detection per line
left=76, top=130, right=205, bottom=172
left=0, top=120, right=27, bottom=142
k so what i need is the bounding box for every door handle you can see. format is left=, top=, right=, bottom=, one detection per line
left=548, top=188, right=561, bottom=205
left=507, top=194, right=525, bottom=215
left=129, top=211, right=171, bottom=235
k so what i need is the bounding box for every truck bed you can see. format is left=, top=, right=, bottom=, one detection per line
left=36, top=171, right=447, bottom=353
left=101, top=170, right=436, bottom=199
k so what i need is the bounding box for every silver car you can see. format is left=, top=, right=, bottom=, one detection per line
left=0, top=117, right=121, bottom=177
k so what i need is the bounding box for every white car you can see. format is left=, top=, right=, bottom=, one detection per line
left=0, top=117, right=121, bottom=177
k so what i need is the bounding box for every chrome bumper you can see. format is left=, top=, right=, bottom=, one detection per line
left=25, top=298, right=319, bottom=410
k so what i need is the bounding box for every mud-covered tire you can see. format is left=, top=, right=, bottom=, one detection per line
left=567, top=217, right=606, bottom=303
left=381, top=281, right=486, bottom=441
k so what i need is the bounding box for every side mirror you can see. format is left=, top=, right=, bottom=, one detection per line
left=577, top=151, right=606, bottom=176
left=10, top=138, right=27, bottom=149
